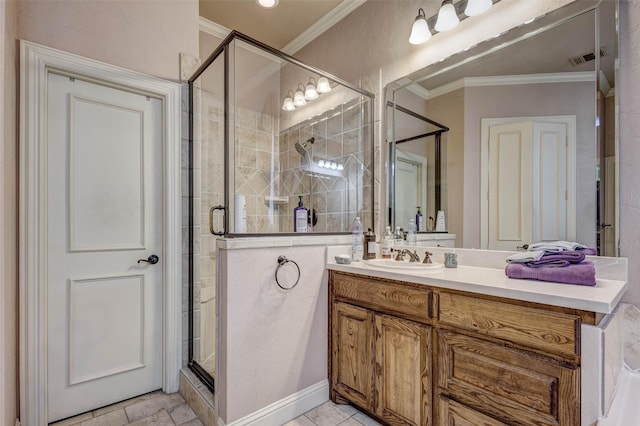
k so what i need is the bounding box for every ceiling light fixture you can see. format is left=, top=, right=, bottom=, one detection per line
left=409, top=8, right=431, bottom=44
left=435, top=0, right=460, bottom=32
left=464, top=0, right=492, bottom=16
left=255, top=0, right=279, bottom=9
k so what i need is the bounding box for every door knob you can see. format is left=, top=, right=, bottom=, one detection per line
left=137, top=255, right=159, bottom=265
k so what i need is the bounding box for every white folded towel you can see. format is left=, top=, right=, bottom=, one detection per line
left=528, top=241, right=587, bottom=252
left=506, top=250, right=545, bottom=263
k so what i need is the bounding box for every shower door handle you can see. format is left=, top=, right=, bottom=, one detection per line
left=209, top=205, right=226, bottom=236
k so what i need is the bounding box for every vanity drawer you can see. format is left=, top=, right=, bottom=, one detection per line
left=332, top=272, right=432, bottom=322
left=437, top=291, right=579, bottom=358
left=437, top=331, right=579, bottom=426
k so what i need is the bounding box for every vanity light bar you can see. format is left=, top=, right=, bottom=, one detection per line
left=282, top=77, right=332, bottom=111
left=409, top=0, right=501, bottom=45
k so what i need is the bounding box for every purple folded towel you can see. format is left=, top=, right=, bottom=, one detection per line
left=577, top=247, right=598, bottom=256
left=505, top=261, right=596, bottom=286
left=527, top=250, right=586, bottom=268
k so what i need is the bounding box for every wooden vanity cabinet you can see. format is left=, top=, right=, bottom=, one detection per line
left=330, top=273, right=433, bottom=425
left=329, top=271, right=589, bottom=426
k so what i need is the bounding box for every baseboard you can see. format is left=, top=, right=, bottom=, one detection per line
left=219, top=380, right=329, bottom=426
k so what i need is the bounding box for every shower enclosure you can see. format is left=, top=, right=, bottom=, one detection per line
left=188, top=31, right=374, bottom=393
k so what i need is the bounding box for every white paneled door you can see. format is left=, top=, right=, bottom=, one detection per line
left=47, top=73, right=163, bottom=422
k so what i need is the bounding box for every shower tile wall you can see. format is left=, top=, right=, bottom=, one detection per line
left=234, top=107, right=281, bottom=233
left=279, top=98, right=372, bottom=233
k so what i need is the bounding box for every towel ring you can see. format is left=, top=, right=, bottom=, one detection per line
left=275, top=255, right=300, bottom=290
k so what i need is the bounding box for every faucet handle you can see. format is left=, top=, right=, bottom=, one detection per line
left=423, top=251, right=433, bottom=264
left=395, top=249, right=405, bottom=261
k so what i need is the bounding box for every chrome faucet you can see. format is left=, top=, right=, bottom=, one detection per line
left=406, top=250, right=420, bottom=262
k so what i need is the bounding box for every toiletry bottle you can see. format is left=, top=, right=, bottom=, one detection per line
left=416, top=206, right=423, bottom=232
left=294, top=196, right=308, bottom=233
left=394, top=226, right=404, bottom=246
left=351, top=217, right=364, bottom=261
left=364, top=228, right=376, bottom=259
left=407, top=218, right=417, bottom=244
left=382, top=226, right=393, bottom=259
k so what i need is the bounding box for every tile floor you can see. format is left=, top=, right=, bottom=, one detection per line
left=51, top=392, right=380, bottom=426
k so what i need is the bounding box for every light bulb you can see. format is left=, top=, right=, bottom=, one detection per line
left=337, top=163, right=344, bottom=171
left=409, top=8, right=431, bottom=45
left=464, top=0, right=492, bottom=16
left=316, top=77, right=332, bottom=94
left=293, top=89, right=306, bottom=107
left=330, top=162, right=337, bottom=170
left=435, top=0, right=459, bottom=32
left=318, top=159, right=325, bottom=167
left=305, top=80, right=318, bottom=100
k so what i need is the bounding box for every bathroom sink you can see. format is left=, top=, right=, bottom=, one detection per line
left=362, top=259, right=444, bottom=272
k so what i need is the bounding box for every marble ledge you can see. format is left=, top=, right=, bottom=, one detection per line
left=326, top=246, right=628, bottom=314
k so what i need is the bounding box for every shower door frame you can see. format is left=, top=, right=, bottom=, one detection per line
left=187, top=30, right=376, bottom=392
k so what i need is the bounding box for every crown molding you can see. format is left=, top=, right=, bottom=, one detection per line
left=198, top=1, right=366, bottom=56
left=426, top=71, right=596, bottom=99
left=199, top=16, right=231, bottom=39
left=282, top=0, right=366, bottom=54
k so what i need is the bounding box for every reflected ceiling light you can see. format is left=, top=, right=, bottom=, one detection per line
left=435, top=0, right=459, bottom=32
left=337, top=163, right=344, bottom=171
left=282, top=90, right=295, bottom=111
left=409, top=8, right=431, bottom=44
left=464, top=0, right=492, bottom=16
left=293, top=85, right=306, bottom=107
left=305, top=78, right=319, bottom=100
left=316, top=77, right=332, bottom=94
left=255, top=0, right=279, bottom=9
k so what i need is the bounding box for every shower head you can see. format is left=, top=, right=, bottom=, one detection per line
left=295, top=137, right=315, bottom=156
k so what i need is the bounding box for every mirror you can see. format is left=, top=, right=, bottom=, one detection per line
left=386, top=0, right=618, bottom=255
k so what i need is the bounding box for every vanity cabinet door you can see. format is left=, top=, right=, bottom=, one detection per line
left=436, top=330, right=579, bottom=426
left=437, top=396, right=509, bottom=426
left=331, top=302, right=375, bottom=410
left=375, top=314, right=431, bottom=426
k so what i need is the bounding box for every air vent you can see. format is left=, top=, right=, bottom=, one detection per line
left=568, top=49, right=607, bottom=66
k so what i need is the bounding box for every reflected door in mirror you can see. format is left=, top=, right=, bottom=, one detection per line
left=483, top=117, right=574, bottom=250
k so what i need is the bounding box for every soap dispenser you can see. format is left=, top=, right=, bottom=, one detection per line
left=294, top=196, right=308, bottom=233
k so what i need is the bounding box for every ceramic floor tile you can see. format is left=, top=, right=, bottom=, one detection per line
left=351, top=412, right=382, bottom=426
left=125, top=394, right=186, bottom=423
left=282, top=415, right=317, bottom=426
left=79, top=409, right=128, bottom=426
left=92, top=391, right=164, bottom=417
left=178, top=418, right=204, bottom=426
left=50, top=412, right=94, bottom=426
left=128, top=409, right=175, bottom=425
left=337, top=418, right=365, bottom=426
left=304, top=402, right=355, bottom=426
left=169, top=403, right=197, bottom=425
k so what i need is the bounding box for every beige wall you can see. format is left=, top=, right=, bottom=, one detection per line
left=1, top=0, right=18, bottom=423
left=18, top=0, right=199, bottom=82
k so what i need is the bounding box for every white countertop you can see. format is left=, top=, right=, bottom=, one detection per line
left=327, top=246, right=628, bottom=314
